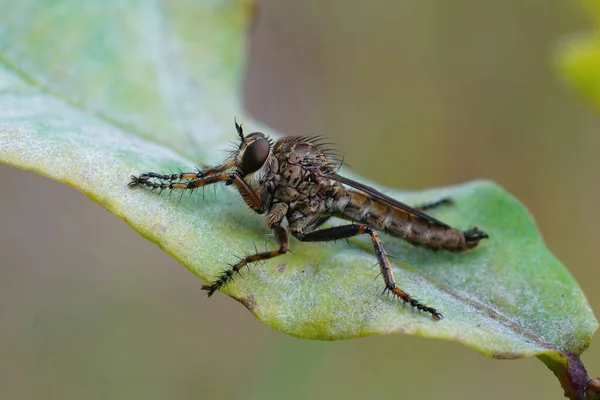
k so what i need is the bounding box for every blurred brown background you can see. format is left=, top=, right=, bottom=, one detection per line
left=1, top=0, right=598, bottom=399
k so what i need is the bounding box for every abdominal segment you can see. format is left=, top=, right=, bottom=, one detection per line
left=333, top=190, right=467, bottom=251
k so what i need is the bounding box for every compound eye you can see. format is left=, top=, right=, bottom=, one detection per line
left=241, top=138, right=270, bottom=174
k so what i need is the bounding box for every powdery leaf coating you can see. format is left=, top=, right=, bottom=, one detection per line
left=0, top=0, right=596, bottom=375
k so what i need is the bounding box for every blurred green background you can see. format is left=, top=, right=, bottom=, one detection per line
left=1, top=1, right=598, bottom=399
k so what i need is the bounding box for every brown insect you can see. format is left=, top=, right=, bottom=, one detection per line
left=129, top=120, right=488, bottom=320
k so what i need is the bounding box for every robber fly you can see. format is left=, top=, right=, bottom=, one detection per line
left=129, top=120, right=488, bottom=320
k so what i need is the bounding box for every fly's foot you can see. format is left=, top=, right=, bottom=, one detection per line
left=201, top=282, right=220, bottom=297
left=128, top=174, right=148, bottom=187
left=384, top=285, right=443, bottom=321
left=201, top=268, right=236, bottom=297
left=128, top=173, right=170, bottom=186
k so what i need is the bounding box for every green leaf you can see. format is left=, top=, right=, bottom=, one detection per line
left=0, top=0, right=597, bottom=390
left=557, top=0, right=600, bottom=111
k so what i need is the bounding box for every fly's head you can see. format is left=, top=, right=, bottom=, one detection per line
left=232, top=120, right=275, bottom=184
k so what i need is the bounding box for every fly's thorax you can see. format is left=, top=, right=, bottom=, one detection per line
left=273, top=137, right=333, bottom=172
left=272, top=140, right=324, bottom=193
left=272, top=163, right=338, bottom=207
left=278, top=159, right=306, bottom=188
left=263, top=135, right=343, bottom=224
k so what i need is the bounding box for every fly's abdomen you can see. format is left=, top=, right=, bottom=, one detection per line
left=333, top=190, right=486, bottom=252
left=385, top=211, right=465, bottom=251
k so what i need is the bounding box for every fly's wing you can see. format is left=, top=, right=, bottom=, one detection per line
left=318, top=172, right=451, bottom=228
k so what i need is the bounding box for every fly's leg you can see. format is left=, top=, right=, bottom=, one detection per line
left=295, top=224, right=442, bottom=320
left=130, top=172, right=265, bottom=214
left=414, top=198, right=453, bottom=212
left=129, top=171, right=202, bottom=184
left=201, top=224, right=289, bottom=296
left=129, top=163, right=233, bottom=187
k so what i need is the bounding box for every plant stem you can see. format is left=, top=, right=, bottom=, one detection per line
left=539, top=354, right=599, bottom=399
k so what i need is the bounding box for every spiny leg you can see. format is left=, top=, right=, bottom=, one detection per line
left=201, top=224, right=289, bottom=296
left=129, top=162, right=235, bottom=187
left=129, top=171, right=264, bottom=213
left=130, top=171, right=201, bottom=184
left=129, top=173, right=227, bottom=192
left=295, top=224, right=442, bottom=320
